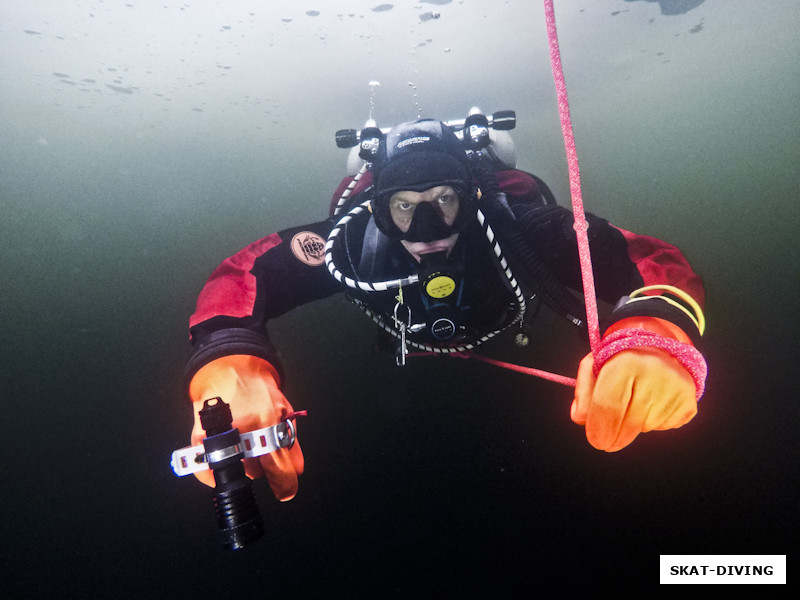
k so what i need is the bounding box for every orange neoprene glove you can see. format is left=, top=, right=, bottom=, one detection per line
left=571, top=317, right=700, bottom=452
left=188, top=354, right=304, bottom=501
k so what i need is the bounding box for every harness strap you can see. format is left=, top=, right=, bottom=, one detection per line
left=358, top=215, right=390, bottom=277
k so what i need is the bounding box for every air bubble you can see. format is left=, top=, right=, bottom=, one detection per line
left=368, top=81, right=381, bottom=120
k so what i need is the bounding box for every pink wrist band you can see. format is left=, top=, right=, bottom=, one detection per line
left=593, top=328, right=708, bottom=401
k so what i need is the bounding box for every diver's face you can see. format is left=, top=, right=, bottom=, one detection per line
left=390, top=186, right=460, bottom=262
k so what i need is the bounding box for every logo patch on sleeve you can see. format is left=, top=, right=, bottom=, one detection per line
left=290, top=231, right=326, bottom=266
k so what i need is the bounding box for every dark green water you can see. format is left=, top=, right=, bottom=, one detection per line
left=1, top=1, right=797, bottom=596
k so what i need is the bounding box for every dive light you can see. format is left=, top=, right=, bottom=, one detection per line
left=170, top=397, right=298, bottom=550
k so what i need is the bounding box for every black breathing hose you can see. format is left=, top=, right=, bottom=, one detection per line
left=469, top=155, right=587, bottom=328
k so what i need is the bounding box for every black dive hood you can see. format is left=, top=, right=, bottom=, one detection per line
left=371, top=119, right=478, bottom=241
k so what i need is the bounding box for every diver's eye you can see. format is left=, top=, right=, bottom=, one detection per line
left=396, top=201, right=414, bottom=211
left=437, top=195, right=454, bottom=206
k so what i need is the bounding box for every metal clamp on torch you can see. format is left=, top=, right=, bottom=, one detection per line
left=170, top=397, right=299, bottom=550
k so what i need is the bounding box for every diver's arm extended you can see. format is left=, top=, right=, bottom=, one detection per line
left=571, top=221, right=707, bottom=451
left=505, top=174, right=706, bottom=450
left=184, top=220, right=342, bottom=499
left=573, top=222, right=706, bottom=451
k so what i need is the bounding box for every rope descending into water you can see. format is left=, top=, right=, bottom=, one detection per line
left=395, top=1, right=594, bottom=388
left=416, top=1, right=595, bottom=387
left=543, top=0, right=602, bottom=356
left=418, top=2, right=707, bottom=392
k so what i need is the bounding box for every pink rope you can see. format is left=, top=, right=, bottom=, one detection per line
left=407, top=351, right=577, bottom=387
left=543, top=1, right=706, bottom=400
left=398, top=3, right=707, bottom=398
left=543, top=0, right=602, bottom=356
left=469, top=354, right=577, bottom=387
left=593, top=328, right=708, bottom=400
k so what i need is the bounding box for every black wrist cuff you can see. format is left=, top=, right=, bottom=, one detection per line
left=183, top=328, right=284, bottom=397
left=605, top=297, right=704, bottom=349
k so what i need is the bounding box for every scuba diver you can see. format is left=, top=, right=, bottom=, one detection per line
left=183, top=114, right=706, bottom=502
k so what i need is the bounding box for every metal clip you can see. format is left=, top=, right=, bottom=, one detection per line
left=170, top=419, right=297, bottom=477
left=393, top=300, right=412, bottom=367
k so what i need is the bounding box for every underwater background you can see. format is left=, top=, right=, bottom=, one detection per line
left=1, top=0, right=797, bottom=595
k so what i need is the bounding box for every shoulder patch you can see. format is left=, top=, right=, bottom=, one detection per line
left=290, top=231, right=326, bottom=266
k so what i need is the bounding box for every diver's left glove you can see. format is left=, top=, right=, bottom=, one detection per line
left=571, top=314, right=706, bottom=452
left=188, top=354, right=304, bottom=501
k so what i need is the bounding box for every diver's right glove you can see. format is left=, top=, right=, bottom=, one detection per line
left=571, top=318, right=701, bottom=451
left=571, top=286, right=707, bottom=452
left=188, top=354, right=304, bottom=501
